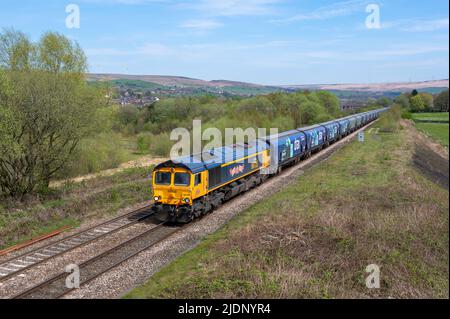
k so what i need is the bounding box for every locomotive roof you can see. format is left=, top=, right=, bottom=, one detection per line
left=155, top=139, right=269, bottom=174
left=320, top=120, right=340, bottom=126
left=297, top=124, right=326, bottom=132
left=265, top=129, right=304, bottom=141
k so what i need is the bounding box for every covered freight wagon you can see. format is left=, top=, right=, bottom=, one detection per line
left=346, top=116, right=357, bottom=131
left=337, top=118, right=350, bottom=136
left=266, top=130, right=306, bottom=166
left=320, top=121, right=340, bottom=143
left=298, top=124, right=326, bottom=152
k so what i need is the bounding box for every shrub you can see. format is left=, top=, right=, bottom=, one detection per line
left=378, top=104, right=402, bottom=132
left=58, top=133, right=128, bottom=177
left=401, top=110, right=412, bottom=120
left=136, top=132, right=153, bottom=154
left=150, top=133, right=172, bottom=157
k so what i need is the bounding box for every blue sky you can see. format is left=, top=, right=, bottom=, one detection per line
left=0, top=0, right=448, bottom=85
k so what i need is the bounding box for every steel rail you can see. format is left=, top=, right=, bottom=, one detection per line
left=0, top=204, right=153, bottom=281
left=13, top=222, right=182, bottom=299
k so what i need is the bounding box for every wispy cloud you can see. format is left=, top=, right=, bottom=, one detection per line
left=80, top=0, right=169, bottom=4
left=271, top=0, right=370, bottom=24
left=179, top=0, right=281, bottom=17
left=180, top=19, right=223, bottom=30
left=366, top=46, right=448, bottom=58
left=86, top=42, right=174, bottom=56
left=383, top=18, right=449, bottom=32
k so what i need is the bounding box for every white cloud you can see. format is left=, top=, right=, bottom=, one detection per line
left=138, top=43, right=174, bottom=55
left=367, top=46, right=449, bottom=57
left=383, top=18, right=449, bottom=32
left=271, top=0, right=370, bottom=24
left=86, top=43, right=173, bottom=56
left=180, top=0, right=281, bottom=17
left=80, top=0, right=169, bottom=4
left=180, top=19, right=224, bottom=30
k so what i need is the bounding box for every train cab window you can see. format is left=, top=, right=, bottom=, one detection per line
left=155, top=172, right=171, bottom=185
left=174, top=173, right=190, bottom=186
left=195, top=174, right=201, bottom=186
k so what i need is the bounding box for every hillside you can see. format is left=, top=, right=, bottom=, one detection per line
left=88, top=74, right=272, bottom=89
left=284, top=79, right=449, bottom=92
left=89, top=73, right=448, bottom=92
left=87, top=74, right=290, bottom=100
left=87, top=74, right=449, bottom=106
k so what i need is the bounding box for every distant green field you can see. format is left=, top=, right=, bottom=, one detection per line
left=415, top=122, right=449, bottom=147
left=109, top=79, right=166, bottom=90
left=222, top=85, right=284, bottom=95
left=88, top=79, right=167, bottom=91
left=412, top=112, right=449, bottom=122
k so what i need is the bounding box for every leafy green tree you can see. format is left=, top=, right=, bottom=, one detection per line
left=376, top=97, right=392, bottom=108
left=315, top=91, right=341, bottom=116
left=419, top=93, right=433, bottom=111
left=434, top=89, right=449, bottom=112
left=300, top=101, right=326, bottom=125
left=410, top=95, right=425, bottom=112
left=37, top=32, right=87, bottom=75
left=395, top=94, right=410, bottom=110
left=0, top=30, right=103, bottom=197
left=0, top=28, right=35, bottom=70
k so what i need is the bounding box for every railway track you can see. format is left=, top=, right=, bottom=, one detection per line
left=13, top=223, right=181, bottom=299
left=0, top=205, right=153, bottom=281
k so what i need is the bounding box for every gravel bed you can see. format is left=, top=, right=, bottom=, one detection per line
left=0, top=201, right=151, bottom=264
left=0, top=216, right=156, bottom=298
left=65, top=128, right=367, bottom=299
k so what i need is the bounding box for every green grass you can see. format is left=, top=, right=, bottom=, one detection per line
left=412, top=112, right=449, bottom=122
left=415, top=123, right=449, bottom=147
left=125, top=121, right=448, bottom=299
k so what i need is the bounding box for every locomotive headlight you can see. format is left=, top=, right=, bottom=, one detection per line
left=154, top=196, right=161, bottom=201
left=183, top=198, right=190, bottom=203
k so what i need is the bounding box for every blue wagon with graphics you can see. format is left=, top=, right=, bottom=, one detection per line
left=346, top=116, right=357, bottom=132
left=298, top=125, right=326, bottom=153
left=320, top=121, right=340, bottom=144
left=266, top=130, right=306, bottom=167
left=337, top=118, right=350, bottom=136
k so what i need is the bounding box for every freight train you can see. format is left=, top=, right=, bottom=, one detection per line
left=151, top=108, right=388, bottom=223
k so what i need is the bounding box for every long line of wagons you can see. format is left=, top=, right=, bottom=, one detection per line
left=151, top=108, right=388, bottom=223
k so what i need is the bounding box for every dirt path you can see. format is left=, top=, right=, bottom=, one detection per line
left=403, top=120, right=449, bottom=190
left=402, top=119, right=448, bottom=159
left=50, top=155, right=168, bottom=188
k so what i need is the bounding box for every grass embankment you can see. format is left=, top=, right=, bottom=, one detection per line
left=411, top=112, right=449, bottom=148
left=411, top=112, right=449, bottom=122
left=0, top=167, right=153, bottom=250
left=127, top=120, right=449, bottom=299
left=415, top=123, right=449, bottom=148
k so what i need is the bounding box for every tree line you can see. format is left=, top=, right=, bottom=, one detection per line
left=394, top=89, right=449, bottom=113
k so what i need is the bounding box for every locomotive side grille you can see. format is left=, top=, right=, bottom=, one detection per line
left=208, top=167, right=222, bottom=189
